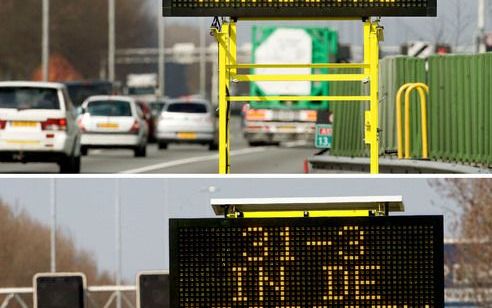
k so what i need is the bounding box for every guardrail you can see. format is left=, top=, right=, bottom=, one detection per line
left=308, top=155, right=492, bottom=174
left=330, top=54, right=492, bottom=169
left=1, top=285, right=484, bottom=307
left=0, top=286, right=137, bottom=308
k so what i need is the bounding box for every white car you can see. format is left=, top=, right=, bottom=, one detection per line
left=78, top=96, right=148, bottom=157
left=155, top=99, right=218, bottom=150
left=0, top=81, right=81, bottom=173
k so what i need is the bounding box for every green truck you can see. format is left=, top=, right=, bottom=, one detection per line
left=242, top=26, right=338, bottom=146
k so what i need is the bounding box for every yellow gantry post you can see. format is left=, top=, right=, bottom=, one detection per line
left=363, top=20, right=381, bottom=174
left=215, top=21, right=232, bottom=174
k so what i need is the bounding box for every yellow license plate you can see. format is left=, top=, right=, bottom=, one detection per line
left=11, top=121, right=37, bottom=127
left=177, top=132, right=197, bottom=139
left=278, top=125, right=296, bottom=131
left=5, top=139, right=40, bottom=145
left=97, top=122, right=119, bottom=129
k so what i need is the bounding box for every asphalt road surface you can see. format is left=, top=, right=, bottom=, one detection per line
left=0, top=117, right=316, bottom=174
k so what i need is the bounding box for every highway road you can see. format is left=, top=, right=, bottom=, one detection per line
left=0, top=117, right=316, bottom=174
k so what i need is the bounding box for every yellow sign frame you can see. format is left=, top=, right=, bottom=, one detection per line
left=212, top=18, right=383, bottom=174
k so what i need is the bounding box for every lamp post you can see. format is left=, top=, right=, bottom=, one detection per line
left=477, top=0, right=486, bottom=52
left=158, top=16, right=166, bottom=96
left=199, top=18, right=207, bottom=97
left=115, top=179, right=122, bottom=308
left=108, top=0, right=116, bottom=81
left=42, top=0, right=49, bottom=81
left=50, top=179, right=57, bottom=272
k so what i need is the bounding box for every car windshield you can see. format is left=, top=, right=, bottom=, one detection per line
left=87, top=100, right=132, bottom=117
left=167, top=102, right=208, bottom=114
left=0, top=87, right=60, bottom=110
left=128, top=87, right=155, bottom=95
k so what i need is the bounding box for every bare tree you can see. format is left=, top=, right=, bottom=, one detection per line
left=448, top=0, right=474, bottom=50
left=0, top=200, right=114, bottom=307
left=0, top=0, right=156, bottom=81
left=432, top=179, right=492, bottom=307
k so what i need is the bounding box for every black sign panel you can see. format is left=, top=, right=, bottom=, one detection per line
left=35, top=275, right=85, bottom=308
left=170, top=216, right=443, bottom=307
left=138, top=273, right=170, bottom=308
left=163, top=0, right=437, bottom=17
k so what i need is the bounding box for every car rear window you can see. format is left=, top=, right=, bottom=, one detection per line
left=87, top=100, right=132, bottom=117
left=167, top=102, right=208, bottom=113
left=0, top=87, right=60, bottom=110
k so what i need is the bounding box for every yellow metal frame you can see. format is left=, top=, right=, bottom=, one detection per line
left=212, top=18, right=383, bottom=174
left=396, top=83, right=429, bottom=159
left=227, top=210, right=370, bottom=218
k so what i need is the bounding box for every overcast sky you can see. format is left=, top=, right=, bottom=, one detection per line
left=152, top=0, right=492, bottom=47
left=0, top=177, right=461, bottom=282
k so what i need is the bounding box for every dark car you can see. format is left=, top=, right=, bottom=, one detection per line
left=136, top=101, right=155, bottom=142
left=64, top=80, right=116, bottom=109
left=148, top=99, right=169, bottom=119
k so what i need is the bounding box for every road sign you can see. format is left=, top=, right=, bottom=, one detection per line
left=407, top=41, right=434, bottom=58
left=255, top=28, right=312, bottom=96
left=163, top=0, right=437, bottom=17
left=170, top=216, right=444, bottom=307
left=137, top=271, right=170, bottom=308
left=33, top=273, right=86, bottom=308
left=315, top=124, right=333, bottom=149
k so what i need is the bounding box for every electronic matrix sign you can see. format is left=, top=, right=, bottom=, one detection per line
left=163, top=0, right=437, bottom=17
left=170, top=216, right=444, bottom=307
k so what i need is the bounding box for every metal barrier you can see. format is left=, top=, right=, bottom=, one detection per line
left=330, top=53, right=492, bottom=169
left=0, top=286, right=137, bottom=308
left=396, top=82, right=429, bottom=159
left=211, top=18, right=384, bottom=174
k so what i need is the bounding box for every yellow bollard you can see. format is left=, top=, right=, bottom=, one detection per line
left=396, top=83, right=429, bottom=160
left=395, top=84, right=414, bottom=159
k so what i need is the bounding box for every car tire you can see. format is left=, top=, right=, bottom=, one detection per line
left=248, top=141, right=262, bottom=147
left=80, top=146, right=88, bottom=156
left=208, top=142, right=218, bottom=151
left=158, top=142, right=168, bottom=150
left=59, top=155, right=81, bottom=174
left=134, top=144, right=147, bottom=157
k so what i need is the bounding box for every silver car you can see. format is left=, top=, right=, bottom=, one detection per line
left=155, top=99, right=217, bottom=150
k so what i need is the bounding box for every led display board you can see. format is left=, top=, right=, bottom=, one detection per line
left=162, top=0, right=437, bottom=17
left=170, top=216, right=443, bottom=307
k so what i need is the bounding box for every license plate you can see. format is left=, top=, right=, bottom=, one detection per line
left=5, top=139, right=40, bottom=145
left=278, top=125, right=296, bottom=131
left=177, top=132, right=197, bottom=139
left=11, top=121, right=37, bottom=127
left=97, top=122, right=119, bottom=129
left=276, top=110, right=297, bottom=121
